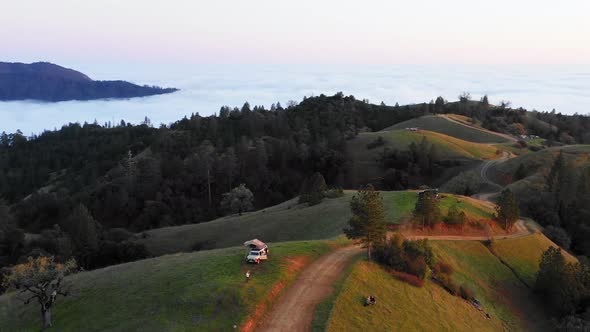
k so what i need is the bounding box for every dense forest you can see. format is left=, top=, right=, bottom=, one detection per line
left=0, top=62, right=177, bottom=101
left=1, top=92, right=590, bottom=272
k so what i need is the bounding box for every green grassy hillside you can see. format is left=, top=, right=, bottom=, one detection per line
left=346, top=129, right=500, bottom=186
left=386, top=115, right=510, bottom=143
left=489, top=145, right=590, bottom=196
left=492, top=233, right=577, bottom=286
left=325, top=260, right=506, bottom=332
left=0, top=240, right=335, bottom=332
left=324, top=235, right=557, bottom=331
left=140, top=191, right=494, bottom=256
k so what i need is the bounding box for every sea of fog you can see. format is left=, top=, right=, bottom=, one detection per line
left=1, top=64, right=590, bottom=136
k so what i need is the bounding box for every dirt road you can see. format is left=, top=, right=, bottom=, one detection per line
left=258, top=246, right=362, bottom=332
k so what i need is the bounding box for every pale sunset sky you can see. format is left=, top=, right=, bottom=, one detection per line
left=2, top=0, right=589, bottom=65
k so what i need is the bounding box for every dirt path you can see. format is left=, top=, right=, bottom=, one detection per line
left=258, top=246, right=362, bottom=332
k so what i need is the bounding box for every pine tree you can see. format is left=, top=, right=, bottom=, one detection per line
left=494, top=188, right=520, bottom=231
left=413, top=191, right=441, bottom=228
left=344, top=185, right=387, bottom=260
left=514, top=163, right=527, bottom=181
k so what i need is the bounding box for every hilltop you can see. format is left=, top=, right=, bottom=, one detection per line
left=0, top=62, right=177, bottom=101
left=386, top=115, right=511, bottom=143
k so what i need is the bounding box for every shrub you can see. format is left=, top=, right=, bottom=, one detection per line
left=433, top=262, right=454, bottom=276
left=443, top=171, right=481, bottom=196
left=366, top=136, right=385, bottom=149
left=406, top=256, right=428, bottom=279
left=389, top=270, right=425, bottom=287
left=324, top=188, right=344, bottom=198
left=543, top=226, right=572, bottom=250
left=459, top=285, right=475, bottom=300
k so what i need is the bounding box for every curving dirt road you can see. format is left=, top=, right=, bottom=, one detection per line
left=258, top=246, right=362, bottom=332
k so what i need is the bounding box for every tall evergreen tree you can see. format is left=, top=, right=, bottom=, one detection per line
left=413, top=191, right=441, bottom=228
left=344, top=185, right=387, bottom=260
left=494, top=188, right=520, bottom=231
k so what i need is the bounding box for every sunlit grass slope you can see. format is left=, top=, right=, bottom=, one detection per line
left=325, top=237, right=552, bottom=331
left=492, top=233, right=577, bottom=286
left=325, top=260, right=506, bottom=332
left=386, top=115, right=510, bottom=143
left=0, top=240, right=334, bottom=332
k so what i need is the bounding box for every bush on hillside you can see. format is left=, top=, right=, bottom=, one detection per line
left=444, top=205, right=467, bottom=225
left=444, top=171, right=481, bottom=196
left=366, top=136, right=385, bottom=149
left=324, top=188, right=344, bottom=199
left=433, top=261, right=454, bottom=275
left=299, top=172, right=328, bottom=206
left=388, top=270, right=425, bottom=287
left=374, top=234, right=435, bottom=280
left=543, top=226, right=571, bottom=250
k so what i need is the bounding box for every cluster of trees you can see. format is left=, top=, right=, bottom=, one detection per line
left=0, top=93, right=425, bottom=235
left=535, top=247, right=590, bottom=329
left=436, top=94, right=590, bottom=145
left=526, top=152, right=590, bottom=256
left=0, top=199, right=148, bottom=285
left=443, top=171, right=481, bottom=196
left=373, top=233, right=434, bottom=280
left=378, top=137, right=441, bottom=190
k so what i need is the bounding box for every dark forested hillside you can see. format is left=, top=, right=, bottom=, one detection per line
left=0, top=62, right=177, bottom=101
left=1, top=92, right=589, bottom=271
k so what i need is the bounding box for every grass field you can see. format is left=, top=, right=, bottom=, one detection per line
left=325, top=236, right=553, bottom=331
left=325, top=260, right=506, bottom=332
left=492, top=233, right=577, bottom=286
left=141, top=191, right=494, bottom=256
left=386, top=115, right=510, bottom=143
left=139, top=195, right=355, bottom=256
left=348, top=129, right=500, bottom=162
left=490, top=145, right=590, bottom=187
left=0, top=240, right=336, bottom=332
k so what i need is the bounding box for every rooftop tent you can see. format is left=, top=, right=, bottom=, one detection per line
left=244, top=239, right=267, bottom=249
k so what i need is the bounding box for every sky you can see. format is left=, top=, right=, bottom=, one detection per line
left=2, top=0, right=590, bottom=65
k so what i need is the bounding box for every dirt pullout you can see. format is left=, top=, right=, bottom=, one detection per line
left=258, top=246, right=362, bottom=332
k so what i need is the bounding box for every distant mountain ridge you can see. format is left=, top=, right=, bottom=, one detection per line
left=0, top=62, right=177, bottom=101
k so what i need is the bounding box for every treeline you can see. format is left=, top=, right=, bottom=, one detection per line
left=0, top=93, right=425, bottom=235
left=535, top=247, right=590, bottom=329
left=438, top=94, right=590, bottom=144
left=526, top=152, right=590, bottom=257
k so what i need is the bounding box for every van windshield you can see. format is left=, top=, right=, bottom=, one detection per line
left=249, top=251, right=260, bottom=256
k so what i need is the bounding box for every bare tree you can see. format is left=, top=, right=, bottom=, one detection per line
left=3, top=256, right=77, bottom=330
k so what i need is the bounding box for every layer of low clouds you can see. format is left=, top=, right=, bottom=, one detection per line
left=1, top=64, right=589, bottom=135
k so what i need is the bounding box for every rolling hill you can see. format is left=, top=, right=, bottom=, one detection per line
left=323, top=234, right=562, bottom=331
left=0, top=62, right=178, bottom=101
left=386, top=115, right=511, bottom=143
left=0, top=240, right=337, bottom=332
left=488, top=145, right=590, bottom=194
left=138, top=191, right=494, bottom=256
